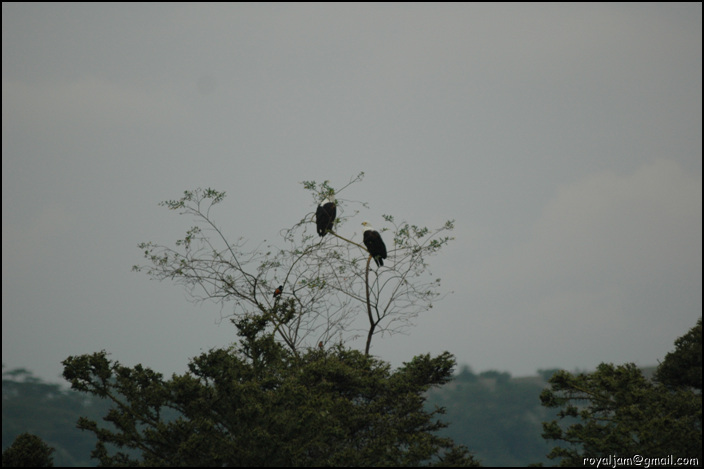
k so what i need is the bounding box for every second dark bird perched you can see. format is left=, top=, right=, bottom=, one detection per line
left=362, top=221, right=387, bottom=267
left=316, top=197, right=336, bottom=237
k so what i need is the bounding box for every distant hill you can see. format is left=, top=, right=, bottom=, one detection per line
left=424, top=366, right=559, bottom=466
left=2, top=368, right=111, bottom=467
left=424, top=364, right=662, bottom=466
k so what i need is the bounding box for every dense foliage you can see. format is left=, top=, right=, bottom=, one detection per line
left=61, top=313, right=479, bottom=466
left=655, top=318, right=702, bottom=391
left=1, top=432, right=54, bottom=467
left=540, top=318, right=702, bottom=466
left=5, top=364, right=567, bottom=467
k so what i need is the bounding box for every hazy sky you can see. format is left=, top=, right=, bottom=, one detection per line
left=3, top=3, right=701, bottom=385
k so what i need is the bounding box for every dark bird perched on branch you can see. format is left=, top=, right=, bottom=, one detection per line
left=316, top=197, right=336, bottom=237
left=273, top=285, right=283, bottom=298
left=362, top=221, right=387, bottom=267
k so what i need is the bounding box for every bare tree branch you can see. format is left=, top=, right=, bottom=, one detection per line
left=133, top=176, right=454, bottom=355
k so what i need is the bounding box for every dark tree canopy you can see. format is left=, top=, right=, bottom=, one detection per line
left=540, top=318, right=703, bottom=466
left=655, top=318, right=702, bottom=390
left=62, top=313, right=479, bottom=466
left=2, top=433, right=55, bottom=467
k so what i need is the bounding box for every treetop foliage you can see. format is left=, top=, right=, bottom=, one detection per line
left=540, top=318, right=702, bottom=466
left=1, top=432, right=55, bottom=467
left=132, top=173, right=454, bottom=356
left=655, top=317, right=702, bottom=390
left=62, top=315, right=479, bottom=466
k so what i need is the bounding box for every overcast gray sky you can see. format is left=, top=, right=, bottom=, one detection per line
left=3, top=3, right=701, bottom=384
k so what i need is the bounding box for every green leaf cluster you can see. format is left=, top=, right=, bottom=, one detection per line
left=61, top=312, right=479, bottom=467
left=2, top=433, right=55, bottom=467
left=540, top=319, right=703, bottom=465
left=655, top=318, right=702, bottom=391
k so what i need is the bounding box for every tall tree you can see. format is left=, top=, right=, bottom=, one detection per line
left=63, top=176, right=475, bottom=466
left=540, top=319, right=703, bottom=466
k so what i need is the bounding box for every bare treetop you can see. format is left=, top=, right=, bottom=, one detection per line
left=133, top=173, right=454, bottom=356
